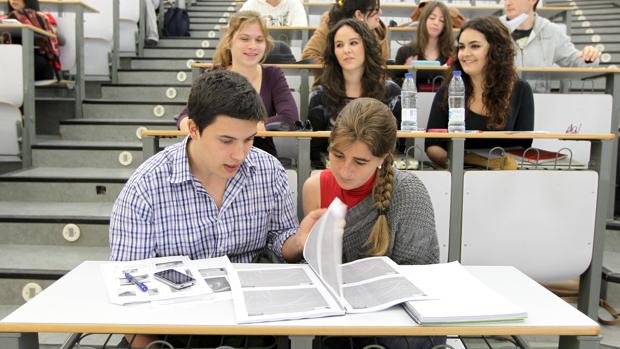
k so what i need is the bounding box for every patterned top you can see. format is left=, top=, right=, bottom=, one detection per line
left=109, top=137, right=298, bottom=262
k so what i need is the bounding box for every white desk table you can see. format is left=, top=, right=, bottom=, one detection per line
left=0, top=262, right=599, bottom=349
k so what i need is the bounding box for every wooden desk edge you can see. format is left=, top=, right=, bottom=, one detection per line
left=39, top=0, right=99, bottom=13
left=189, top=63, right=620, bottom=74
left=0, top=0, right=99, bottom=13
left=0, top=323, right=600, bottom=337
left=0, top=23, right=56, bottom=38
left=141, top=130, right=615, bottom=141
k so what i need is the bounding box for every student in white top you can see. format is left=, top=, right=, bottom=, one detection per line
left=240, top=0, right=308, bottom=26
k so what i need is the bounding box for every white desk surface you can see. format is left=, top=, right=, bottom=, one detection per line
left=0, top=262, right=599, bottom=337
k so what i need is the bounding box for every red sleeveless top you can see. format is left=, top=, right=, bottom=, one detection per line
left=320, top=169, right=376, bottom=209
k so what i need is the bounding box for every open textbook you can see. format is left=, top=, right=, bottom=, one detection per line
left=230, top=198, right=431, bottom=323
left=101, top=255, right=234, bottom=305
left=403, top=262, right=527, bottom=324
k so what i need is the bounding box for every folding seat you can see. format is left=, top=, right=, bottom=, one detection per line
left=0, top=45, right=23, bottom=162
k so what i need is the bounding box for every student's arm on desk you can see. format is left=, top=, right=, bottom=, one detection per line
left=109, top=183, right=155, bottom=261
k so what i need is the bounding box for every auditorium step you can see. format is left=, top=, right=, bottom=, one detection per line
left=190, top=30, right=223, bottom=38
left=0, top=201, right=112, bottom=223
left=100, top=85, right=191, bottom=102
left=32, top=140, right=144, bottom=169
left=0, top=245, right=110, bottom=274
left=31, top=139, right=178, bottom=168
left=143, top=47, right=215, bottom=59
left=0, top=181, right=123, bottom=203
left=0, top=220, right=109, bottom=246
left=83, top=100, right=185, bottom=120
left=130, top=58, right=201, bottom=70
left=118, top=70, right=193, bottom=85
left=157, top=38, right=218, bottom=48
left=60, top=119, right=177, bottom=142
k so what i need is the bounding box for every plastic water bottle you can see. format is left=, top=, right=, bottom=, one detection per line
left=448, top=70, right=466, bottom=133
left=401, top=72, right=418, bottom=132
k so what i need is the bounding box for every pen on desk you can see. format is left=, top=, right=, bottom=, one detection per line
left=125, top=272, right=148, bottom=292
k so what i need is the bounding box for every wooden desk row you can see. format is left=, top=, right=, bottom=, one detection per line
left=140, top=130, right=614, bottom=346
left=0, top=263, right=601, bottom=349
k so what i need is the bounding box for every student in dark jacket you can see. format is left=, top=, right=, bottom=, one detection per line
left=177, top=11, right=299, bottom=157
left=393, top=1, right=455, bottom=90
left=308, top=18, right=401, bottom=168
left=425, top=16, right=534, bottom=166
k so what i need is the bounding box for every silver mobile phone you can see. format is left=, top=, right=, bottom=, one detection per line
left=153, top=269, right=196, bottom=289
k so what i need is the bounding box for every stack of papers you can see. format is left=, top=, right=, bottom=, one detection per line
left=403, top=262, right=527, bottom=324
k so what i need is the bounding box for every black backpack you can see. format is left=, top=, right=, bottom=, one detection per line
left=163, top=7, right=190, bottom=37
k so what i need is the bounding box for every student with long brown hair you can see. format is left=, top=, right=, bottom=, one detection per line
left=303, top=97, right=441, bottom=349
left=307, top=19, right=401, bottom=168
left=425, top=16, right=534, bottom=166
left=393, top=1, right=455, bottom=90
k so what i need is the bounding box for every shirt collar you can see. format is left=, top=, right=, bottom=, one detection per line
left=169, top=136, right=258, bottom=184
left=170, top=136, right=193, bottom=184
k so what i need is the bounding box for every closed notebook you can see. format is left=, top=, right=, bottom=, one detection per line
left=403, top=262, right=527, bottom=324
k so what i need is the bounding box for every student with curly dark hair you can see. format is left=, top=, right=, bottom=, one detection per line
left=308, top=19, right=401, bottom=168
left=425, top=16, right=534, bottom=166
left=301, top=0, right=388, bottom=64
left=393, top=1, right=455, bottom=90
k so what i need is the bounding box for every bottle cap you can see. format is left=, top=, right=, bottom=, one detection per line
left=405, top=72, right=413, bottom=79
left=452, top=70, right=462, bottom=77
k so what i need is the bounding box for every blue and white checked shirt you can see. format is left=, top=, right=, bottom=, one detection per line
left=109, top=137, right=299, bottom=263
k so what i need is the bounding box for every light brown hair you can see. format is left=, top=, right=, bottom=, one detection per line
left=329, top=98, right=396, bottom=256
left=213, top=11, right=274, bottom=67
left=416, top=1, right=455, bottom=61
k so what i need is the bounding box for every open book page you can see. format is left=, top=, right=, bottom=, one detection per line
left=303, top=198, right=348, bottom=303
left=101, top=256, right=213, bottom=305
left=229, top=264, right=345, bottom=324
left=402, top=262, right=527, bottom=324
left=339, top=256, right=432, bottom=313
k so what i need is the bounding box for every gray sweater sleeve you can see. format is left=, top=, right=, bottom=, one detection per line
left=341, top=170, right=439, bottom=265
left=388, top=171, right=439, bottom=265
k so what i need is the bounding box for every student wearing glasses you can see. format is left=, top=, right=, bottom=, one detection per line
left=301, top=0, right=388, bottom=64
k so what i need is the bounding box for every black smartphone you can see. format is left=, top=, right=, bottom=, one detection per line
left=153, top=269, right=196, bottom=289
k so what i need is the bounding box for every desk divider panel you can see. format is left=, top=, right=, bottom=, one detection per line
left=461, top=170, right=598, bottom=284
left=411, top=171, right=451, bottom=263
left=532, top=94, right=612, bottom=164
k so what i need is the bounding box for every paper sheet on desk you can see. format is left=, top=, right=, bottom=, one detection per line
left=101, top=256, right=230, bottom=305
left=402, top=262, right=527, bottom=324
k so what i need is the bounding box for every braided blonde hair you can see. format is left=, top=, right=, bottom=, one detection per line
left=329, top=98, right=397, bottom=256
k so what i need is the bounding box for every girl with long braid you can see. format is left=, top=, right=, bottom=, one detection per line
left=303, top=97, right=439, bottom=264
left=303, top=97, right=442, bottom=349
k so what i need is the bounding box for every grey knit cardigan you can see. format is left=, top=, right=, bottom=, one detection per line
left=342, top=170, right=439, bottom=265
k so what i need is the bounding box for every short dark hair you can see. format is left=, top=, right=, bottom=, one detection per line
left=533, top=0, right=539, bottom=10
left=187, top=70, right=266, bottom=134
